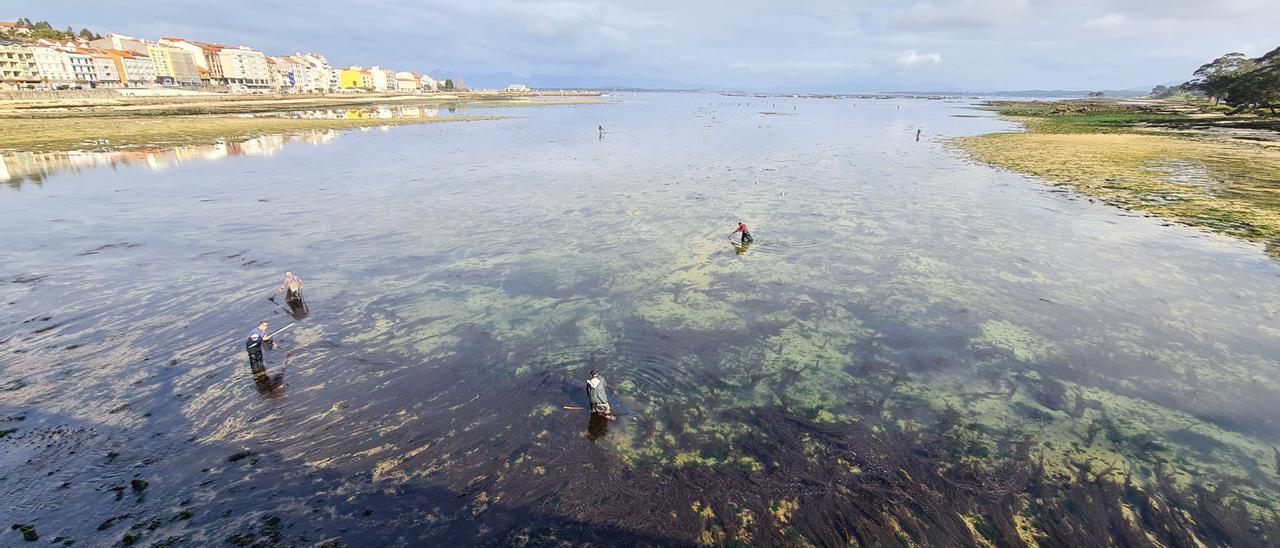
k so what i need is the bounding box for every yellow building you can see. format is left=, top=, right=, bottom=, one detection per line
left=339, top=67, right=372, bottom=91
left=0, top=40, right=39, bottom=90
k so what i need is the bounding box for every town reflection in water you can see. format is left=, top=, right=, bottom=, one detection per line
left=0, top=131, right=339, bottom=185
left=244, top=105, right=451, bottom=120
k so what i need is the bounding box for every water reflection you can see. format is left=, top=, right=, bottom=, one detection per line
left=586, top=412, right=609, bottom=442
left=243, top=105, right=450, bottom=120
left=0, top=131, right=338, bottom=185
left=253, top=364, right=285, bottom=397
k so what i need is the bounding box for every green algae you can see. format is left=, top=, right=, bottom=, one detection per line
left=971, top=320, right=1059, bottom=363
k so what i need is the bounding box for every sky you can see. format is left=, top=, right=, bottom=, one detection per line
left=7, top=0, right=1280, bottom=92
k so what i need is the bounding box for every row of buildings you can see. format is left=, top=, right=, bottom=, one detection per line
left=0, top=26, right=453, bottom=93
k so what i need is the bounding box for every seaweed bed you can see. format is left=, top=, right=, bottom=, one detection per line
left=2, top=94, right=1279, bottom=546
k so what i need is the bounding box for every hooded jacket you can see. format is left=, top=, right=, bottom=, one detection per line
left=587, top=376, right=608, bottom=407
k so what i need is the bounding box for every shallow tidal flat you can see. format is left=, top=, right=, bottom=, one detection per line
left=3, top=94, right=1280, bottom=546
left=0, top=93, right=606, bottom=152
left=955, top=106, right=1280, bottom=257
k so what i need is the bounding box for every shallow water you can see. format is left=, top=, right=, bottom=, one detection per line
left=2, top=93, right=1279, bottom=546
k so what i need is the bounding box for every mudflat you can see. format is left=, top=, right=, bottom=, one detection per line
left=956, top=101, right=1280, bottom=256
left=0, top=91, right=608, bottom=153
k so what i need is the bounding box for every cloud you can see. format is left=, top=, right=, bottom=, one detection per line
left=891, top=0, right=1030, bottom=30
left=1083, top=13, right=1126, bottom=29
left=898, top=50, right=943, bottom=66
left=6, top=0, right=1280, bottom=91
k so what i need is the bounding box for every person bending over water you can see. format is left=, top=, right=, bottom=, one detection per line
left=272, top=272, right=309, bottom=320
left=587, top=369, right=615, bottom=420
left=273, top=272, right=304, bottom=303
left=731, top=222, right=754, bottom=244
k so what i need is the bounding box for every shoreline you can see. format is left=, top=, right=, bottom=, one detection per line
left=954, top=100, right=1280, bottom=258
left=0, top=92, right=610, bottom=153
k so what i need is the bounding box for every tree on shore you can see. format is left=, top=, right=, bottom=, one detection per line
left=443, top=79, right=454, bottom=90
left=1234, top=48, right=1280, bottom=114
left=1150, top=85, right=1179, bottom=99
left=1185, top=53, right=1257, bottom=105
left=1182, top=48, right=1280, bottom=113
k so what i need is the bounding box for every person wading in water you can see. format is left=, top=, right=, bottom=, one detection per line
left=730, top=222, right=754, bottom=244
left=245, top=320, right=273, bottom=377
left=587, top=370, right=615, bottom=420
left=271, top=272, right=308, bottom=320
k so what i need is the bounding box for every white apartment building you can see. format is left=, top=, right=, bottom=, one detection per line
left=394, top=71, right=420, bottom=92
left=369, top=66, right=393, bottom=92
left=117, top=51, right=157, bottom=87
left=269, top=55, right=330, bottom=93
left=330, top=67, right=342, bottom=91
left=29, top=45, right=76, bottom=88
left=65, top=49, right=96, bottom=86
left=88, top=50, right=120, bottom=87
left=293, top=53, right=333, bottom=92
left=419, top=74, right=438, bottom=91
left=218, top=46, right=270, bottom=88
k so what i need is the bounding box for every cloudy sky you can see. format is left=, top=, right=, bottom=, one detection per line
left=8, top=0, right=1280, bottom=91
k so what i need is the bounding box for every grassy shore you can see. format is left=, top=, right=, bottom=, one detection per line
left=0, top=92, right=608, bottom=152
left=955, top=101, right=1280, bottom=257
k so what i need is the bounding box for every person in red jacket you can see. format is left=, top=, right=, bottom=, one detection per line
left=730, top=222, right=754, bottom=244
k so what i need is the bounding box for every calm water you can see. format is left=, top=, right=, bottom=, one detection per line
left=2, top=93, right=1279, bottom=546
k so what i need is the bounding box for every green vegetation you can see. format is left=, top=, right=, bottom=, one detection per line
left=958, top=92, right=1280, bottom=258
left=2, top=18, right=102, bottom=42
left=984, top=103, right=1201, bottom=134
left=1184, top=48, right=1280, bottom=114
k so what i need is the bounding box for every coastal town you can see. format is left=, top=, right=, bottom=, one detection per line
left=0, top=18, right=462, bottom=93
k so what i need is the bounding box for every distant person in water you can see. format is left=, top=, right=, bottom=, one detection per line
left=273, top=272, right=304, bottom=303
left=245, top=320, right=273, bottom=377
left=730, top=222, right=754, bottom=244
left=916, top=128, right=922, bottom=142
left=272, top=272, right=308, bottom=320
left=587, top=370, right=615, bottom=420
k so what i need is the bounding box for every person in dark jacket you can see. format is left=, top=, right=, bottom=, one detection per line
left=587, top=369, right=614, bottom=420
left=246, top=320, right=273, bottom=377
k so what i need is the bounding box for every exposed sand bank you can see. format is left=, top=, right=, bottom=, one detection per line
left=956, top=102, right=1280, bottom=257
left=0, top=92, right=609, bottom=152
